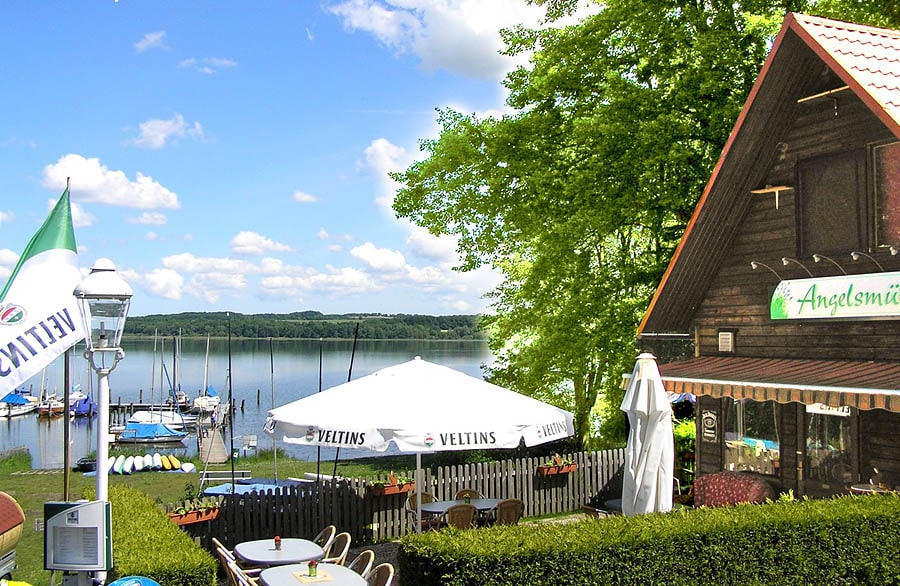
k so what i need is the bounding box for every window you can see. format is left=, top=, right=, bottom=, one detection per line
left=797, top=150, right=866, bottom=255
left=724, top=399, right=780, bottom=476
left=873, top=141, right=900, bottom=247
left=805, top=406, right=853, bottom=485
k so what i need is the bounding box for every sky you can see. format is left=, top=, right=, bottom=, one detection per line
left=0, top=1, right=592, bottom=318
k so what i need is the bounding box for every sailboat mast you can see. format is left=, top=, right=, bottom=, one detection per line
left=270, top=337, right=277, bottom=482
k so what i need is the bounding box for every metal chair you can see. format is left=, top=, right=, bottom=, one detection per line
left=493, top=498, right=524, bottom=526
left=322, top=531, right=351, bottom=565
left=313, top=524, right=337, bottom=555
left=366, top=562, right=394, bottom=586
left=212, top=537, right=260, bottom=586
left=444, top=503, right=477, bottom=529
left=347, top=549, right=375, bottom=578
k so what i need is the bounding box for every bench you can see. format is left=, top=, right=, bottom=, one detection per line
left=691, top=471, right=775, bottom=507
left=200, top=469, right=252, bottom=485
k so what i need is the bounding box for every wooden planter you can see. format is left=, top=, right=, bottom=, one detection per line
left=167, top=508, right=220, bottom=526
left=369, top=482, right=415, bottom=496
left=537, top=463, right=577, bottom=476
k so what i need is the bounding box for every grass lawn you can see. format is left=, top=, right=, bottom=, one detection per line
left=1, top=447, right=414, bottom=585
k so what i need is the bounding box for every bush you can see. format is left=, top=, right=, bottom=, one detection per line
left=106, top=486, right=217, bottom=586
left=399, top=495, right=900, bottom=585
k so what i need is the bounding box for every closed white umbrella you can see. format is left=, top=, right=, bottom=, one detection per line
left=620, top=353, right=674, bottom=516
left=264, top=356, right=574, bottom=530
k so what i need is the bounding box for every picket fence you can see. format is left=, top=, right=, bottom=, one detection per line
left=191, top=448, right=624, bottom=548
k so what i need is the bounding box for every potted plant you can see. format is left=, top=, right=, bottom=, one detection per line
left=369, top=472, right=415, bottom=496
left=167, top=497, right=221, bottom=525
left=537, top=454, right=577, bottom=476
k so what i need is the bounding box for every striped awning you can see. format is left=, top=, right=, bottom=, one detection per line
left=622, top=356, right=900, bottom=413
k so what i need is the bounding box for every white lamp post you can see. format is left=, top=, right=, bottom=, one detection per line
left=74, top=259, right=132, bottom=513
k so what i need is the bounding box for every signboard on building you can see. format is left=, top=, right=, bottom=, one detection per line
left=770, top=271, right=900, bottom=320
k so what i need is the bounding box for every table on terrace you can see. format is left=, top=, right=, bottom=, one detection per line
left=259, top=562, right=366, bottom=586
left=233, top=537, right=324, bottom=567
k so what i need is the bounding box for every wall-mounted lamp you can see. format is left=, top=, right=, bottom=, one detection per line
left=750, top=261, right=784, bottom=280
left=812, top=254, right=847, bottom=274
left=850, top=251, right=884, bottom=272
left=781, top=257, right=814, bottom=277
left=889, top=246, right=898, bottom=256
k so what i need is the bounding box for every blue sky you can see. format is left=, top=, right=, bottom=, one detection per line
left=0, top=1, right=590, bottom=317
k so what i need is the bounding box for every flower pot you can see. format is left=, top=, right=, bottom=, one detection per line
left=537, top=463, right=577, bottom=476
left=369, top=481, right=415, bottom=496
left=167, top=508, right=219, bottom=526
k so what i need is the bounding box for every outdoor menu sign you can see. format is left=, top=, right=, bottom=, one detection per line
left=44, top=500, right=112, bottom=571
left=806, top=403, right=852, bottom=417
left=701, top=410, right=718, bottom=443
left=770, top=271, right=900, bottom=320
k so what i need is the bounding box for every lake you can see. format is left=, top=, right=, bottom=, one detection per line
left=2, top=337, right=493, bottom=469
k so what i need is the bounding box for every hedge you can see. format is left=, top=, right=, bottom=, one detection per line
left=105, top=486, right=217, bottom=586
left=399, top=495, right=900, bottom=585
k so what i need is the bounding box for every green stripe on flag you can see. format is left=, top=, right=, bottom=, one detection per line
left=0, top=187, right=78, bottom=302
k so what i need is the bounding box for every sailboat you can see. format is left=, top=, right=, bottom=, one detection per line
left=69, top=384, right=97, bottom=417
left=191, top=335, right=221, bottom=414
left=0, top=390, right=38, bottom=417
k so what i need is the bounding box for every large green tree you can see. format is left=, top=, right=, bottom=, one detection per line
left=392, top=0, right=896, bottom=448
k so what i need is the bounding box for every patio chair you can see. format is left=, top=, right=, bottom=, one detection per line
left=213, top=537, right=260, bottom=585
left=322, top=531, right=352, bottom=565
left=493, top=498, right=524, bottom=526
left=347, top=549, right=375, bottom=578
left=454, top=488, right=482, bottom=500
left=444, top=503, right=477, bottom=529
left=226, top=558, right=259, bottom=586
left=313, top=524, right=337, bottom=555
left=406, top=491, right=443, bottom=531
left=367, top=562, right=394, bottom=586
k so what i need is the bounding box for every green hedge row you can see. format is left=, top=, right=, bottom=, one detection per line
left=398, top=495, right=900, bottom=585
left=106, top=486, right=217, bottom=586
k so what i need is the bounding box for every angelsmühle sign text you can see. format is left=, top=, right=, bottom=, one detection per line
left=770, top=271, right=900, bottom=320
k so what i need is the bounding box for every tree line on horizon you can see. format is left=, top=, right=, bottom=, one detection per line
left=124, top=311, right=485, bottom=340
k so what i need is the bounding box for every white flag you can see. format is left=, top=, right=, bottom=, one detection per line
left=0, top=188, right=86, bottom=395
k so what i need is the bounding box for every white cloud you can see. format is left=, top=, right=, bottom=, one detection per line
left=138, top=268, right=184, bottom=301
left=0, top=211, right=13, bottom=224
left=261, top=266, right=380, bottom=296
left=364, top=138, right=408, bottom=207
left=317, top=227, right=329, bottom=240
left=162, top=252, right=258, bottom=275
left=43, top=154, right=180, bottom=210
left=128, top=212, right=167, bottom=225
left=178, top=56, right=237, bottom=75
left=293, top=190, right=319, bottom=203
left=406, top=226, right=458, bottom=263
left=230, top=231, right=291, bottom=256
left=350, top=242, right=406, bottom=271
left=145, top=231, right=158, bottom=241
left=328, top=0, right=545, bottom=81
left=129, top=113, right=204, bottom=150
left=135, top=31, right=167, bottom=53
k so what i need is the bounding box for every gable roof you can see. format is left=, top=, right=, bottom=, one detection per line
left=639, top=13, right=900, bottom=335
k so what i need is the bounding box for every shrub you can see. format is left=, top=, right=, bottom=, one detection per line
left=399, top=495, right=900, bottom=585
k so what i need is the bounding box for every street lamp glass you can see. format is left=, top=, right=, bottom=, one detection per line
left=74, top=258, right=132, bottom=355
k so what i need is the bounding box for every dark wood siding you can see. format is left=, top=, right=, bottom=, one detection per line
left=692, top=91, right=900, bottom=360
left=858, top=409, right=900, bottom=487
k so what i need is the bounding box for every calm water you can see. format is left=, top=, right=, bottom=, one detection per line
left=1, top=338, right=493, bottom=469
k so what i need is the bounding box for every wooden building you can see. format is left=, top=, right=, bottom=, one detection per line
left=638, top=13, right=900, bottom=498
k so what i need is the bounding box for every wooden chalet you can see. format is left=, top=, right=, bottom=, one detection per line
left=638, top=13, right=900, bottom=498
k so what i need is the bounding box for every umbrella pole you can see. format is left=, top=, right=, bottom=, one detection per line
left=416, top=452, right=422, bottom=534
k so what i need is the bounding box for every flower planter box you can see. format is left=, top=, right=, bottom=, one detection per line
left=167, top=508, right=220, bottom=526
left=537, top=463, right=577, bottom=476
left=369, top=482, right=415, bottom=496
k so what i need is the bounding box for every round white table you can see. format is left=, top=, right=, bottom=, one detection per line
left=259, top=562, right=366, bottom=586
left=233, top=538, right=324, bottom=567
left=420, top=498, right=500, bottom=515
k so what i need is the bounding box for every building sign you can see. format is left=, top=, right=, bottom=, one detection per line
left=701, top=410, right=718, bottom=443
left=806, top=403, right=852, bottom=417
left=770, top=271, right=900, bottom=320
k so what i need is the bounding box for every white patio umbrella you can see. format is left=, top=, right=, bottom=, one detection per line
left=619, top=352, right=674, bottom=516
left=264, top=356, right=574, bottom=531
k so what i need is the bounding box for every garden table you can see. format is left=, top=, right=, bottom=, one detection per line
left=419, top=498, right=500, bottom=516
left=259, top=562, right=366, bottom=586
left=233, top=537, right=324, bottom=567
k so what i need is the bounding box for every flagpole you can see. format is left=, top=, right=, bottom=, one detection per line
left=228, top=312, right=235, bottom=493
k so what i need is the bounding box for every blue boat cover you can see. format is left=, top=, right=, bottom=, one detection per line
left=0, top=392, right=29, bottom=405
left=120, top=422, right=187, bottom=439
left=205, top=385, right=218, bottom=397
